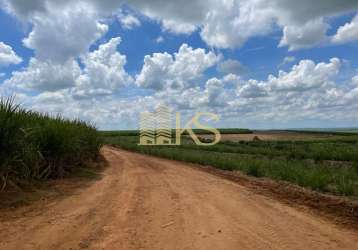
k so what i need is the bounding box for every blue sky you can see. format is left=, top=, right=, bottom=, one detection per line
left=0, top=1, right=358, bottom=129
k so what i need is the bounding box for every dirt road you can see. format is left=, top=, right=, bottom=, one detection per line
left=1, top=146, right=357, bottom=250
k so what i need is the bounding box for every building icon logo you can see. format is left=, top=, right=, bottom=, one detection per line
left=139, top=105, right=221, bottom=146
left=139, top=105, right=173, bottom=145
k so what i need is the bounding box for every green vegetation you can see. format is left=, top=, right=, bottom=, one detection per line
left=182, top=140, right=358, bottom=162
left=103, top=132, right=358, bottom=197
left=0, top=97, right=102, bottom=191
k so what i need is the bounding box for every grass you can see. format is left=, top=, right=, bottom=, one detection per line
left=0, top=97, right=102, bottom=191
left=103, top=133, right=358, bottom=197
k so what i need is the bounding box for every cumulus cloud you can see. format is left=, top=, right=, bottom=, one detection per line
left=0, top=42, right=22, bottom=66
left=73, top=37, right=132, bottom=98
left=200, top=77, right=230, bottom=107
left=161, top=19, right=197, bottom=34
left=117, top=10, right=141, bottom=29
left=131, top=0, right=357, bottom=50
left=345, top=75, right=358, bottom=102
left=22, top=1, right=108, bottom=63
left=235, top=58, right=342, bottom=101
left=136, top=43, right=220, bottom=90
left=5, top=37, right=131, bottom=96
left=3, top=0, right=358, bottom=51
left=279, top=19, right=329, bottom=50
left=5, top=58, right=81, bottom=91
left=223, top=73, right=241, bottom=84
left=271, top=0, right=358, bottom=24
left=217, top=59, right=248, bottom=75
left=332, top=14, right=358, bottom=44
left=197, top=0, right=358, bottom=49
left=353, top=75, right=358, bottom=86
left=155, top=57, right=357, bottom=126
left=237, top=79, right=268, bottom=98
left=3, top=54, right=358, bottom=129
left=201, top=0, right=275, bottom=49
left=126, top=0, right=209, bottom=32
left=268, top=58, right=341, bottom=91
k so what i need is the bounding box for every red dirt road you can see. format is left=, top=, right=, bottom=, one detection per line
left=1, top=146, right=357, bottom=250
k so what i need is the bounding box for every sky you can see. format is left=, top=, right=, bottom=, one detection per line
left=0, top=0, right=358, bottom=130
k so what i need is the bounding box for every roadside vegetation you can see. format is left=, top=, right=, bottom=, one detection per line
left=0, top=97, right=102, bottom=191
left=103, top=131, right=358, bottom=197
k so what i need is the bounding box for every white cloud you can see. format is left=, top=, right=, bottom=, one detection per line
left=271, top=0, right=358, bottom=24
left=22, top=1, right=108, bottom=63
left=235, top=58, right=342, bottom=104
left=223, top=73, right=241, bottom=83
left=5, top=37, right=131, bottom=96
left=156, top=36, right=164, bottom=43
left=5, top=58, right=81, bottom=91
left=332, top=14, right=358, bottom=44
left=73, top=37, right=132, bottom=99
left=3, top=55, right=358, bottom=129
left=161, top=19, right=197, bottom=34
left=279, top=19, right=329, bottom=51
left=153, top=58, right=358, bottom=126
left=136, top=43, right=220, bottom=90
left=126, top=0, right=209, bottom=32
left=237, top=79, right=268, bottom=98
left=128, top=0, right=358, bottom=49
left=268, top=58, right=341, bottom=91
left=3, top=0, right=358, bottom=52
left=203, top=77, right=230, bottom=106
left=179, top=77, right=230, bottom=108
left=0, top=42, right=22, bottom=66
left=117, top=11, right=141, bottom=29
left=200, top=0, right=275, bottom=49
left=198, top=0, right=358, bottom=49
left=217, top=59, right=248, bottom=75
left=130, top=0, right=358, bottom=49
left=278, top=56, right=296, bottom=68
left=353, top=75, right=358, bottom=86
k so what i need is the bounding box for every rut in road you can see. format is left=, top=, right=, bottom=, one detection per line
left=0, top=146, right=357, bottom=250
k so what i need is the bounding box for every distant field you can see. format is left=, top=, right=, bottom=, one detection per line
left=200, top=130, right=353, bottom=142
left=100, top=128, right=252, bottom=137
left=103, top=129, right=358, bottom=197
left=291, top=128, right=358, bottom=134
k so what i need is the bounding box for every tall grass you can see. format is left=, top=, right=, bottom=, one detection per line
left=0, top=97, right=102, bottom=190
